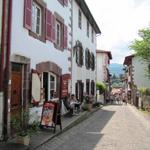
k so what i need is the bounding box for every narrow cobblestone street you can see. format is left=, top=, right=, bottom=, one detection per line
left=36, top=105, right=150, bottom=150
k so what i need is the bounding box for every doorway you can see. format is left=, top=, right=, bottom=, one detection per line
left=76, top=81, right=84, bottom=102
left=10, top=63, right=22, bottom=133
left=43, top=72, right=48, bottom=101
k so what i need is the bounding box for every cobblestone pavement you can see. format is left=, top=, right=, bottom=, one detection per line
left=35, top=105, right=150, bottom=150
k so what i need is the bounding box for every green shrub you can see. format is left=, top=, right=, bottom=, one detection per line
left=96, top=82, right=106, bottom=94
left=139, top=87, right=150, bottom=96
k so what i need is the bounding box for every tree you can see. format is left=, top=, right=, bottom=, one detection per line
left=130, top=27, right=150, bottom=76
left=96, top=82, right=106, bottom=94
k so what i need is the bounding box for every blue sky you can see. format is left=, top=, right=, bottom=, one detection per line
left=85, top=0, right=150, bottom=64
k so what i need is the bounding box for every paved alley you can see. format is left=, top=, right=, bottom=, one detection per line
left=35, top=105, right=150, bottom=150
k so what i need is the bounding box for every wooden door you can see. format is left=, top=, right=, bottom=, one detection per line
left=79, top=82, right=84, bottom=102
left=11, top=63, right=22, bottom=132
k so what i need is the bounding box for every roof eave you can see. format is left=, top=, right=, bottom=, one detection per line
left=75, top=0, right=101, bottom=34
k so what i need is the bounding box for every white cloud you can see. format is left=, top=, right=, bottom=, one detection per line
left=85, top=0, right=150, bottom=64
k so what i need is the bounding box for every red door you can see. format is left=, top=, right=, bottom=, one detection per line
left=11, top=63, right=22, bottom=133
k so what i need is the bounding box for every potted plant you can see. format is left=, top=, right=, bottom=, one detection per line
left=11, top=112, right=40, bottom=146
left=82, top=95, right=93, bottom=111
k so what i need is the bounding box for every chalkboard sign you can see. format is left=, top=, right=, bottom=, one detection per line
left=41, top=101, right=62, bottom=133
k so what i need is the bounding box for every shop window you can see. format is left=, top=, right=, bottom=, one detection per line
left=50, top=74, right=56, bottom=99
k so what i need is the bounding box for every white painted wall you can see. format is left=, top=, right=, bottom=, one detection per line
left=10, top=0, right=71, bottom=123
left=96, top=53, right=109, bottom=82
left=72, top=0, right=97, bottom=94
left=132, top=57, right=150, bottom=89
left=11, top=0, right=71, bottom=74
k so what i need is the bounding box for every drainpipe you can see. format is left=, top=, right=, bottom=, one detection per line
left=70, top=0, right=73, bottom=94
left=0, top=0, right=7, bottom=140
left=2, top=0, right=12, bottom=141
left=0, top=0, right=6, bottom=91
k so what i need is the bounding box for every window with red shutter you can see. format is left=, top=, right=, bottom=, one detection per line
left=46, top=9, right=52, bottom=41
left=53, top=13, right=67, bottom=50
left=63, top=25, right=68, bottom=49
left=24, top=0, right=46, bottom=42
left=24, top=0, right=32, bottom=30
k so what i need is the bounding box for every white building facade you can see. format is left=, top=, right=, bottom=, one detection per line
left=7, top=0, right=71, bottom=136
left=1, top=0, right=101, bottom=138
left=71, top=0, right=101, bottom=101
left=96, top=50, right=112, bottom=83
left=132, top=57, right=150, bottom=88
left=124, top=55, right=150, bottom=105
left=96, top=50, right=112, bottom=103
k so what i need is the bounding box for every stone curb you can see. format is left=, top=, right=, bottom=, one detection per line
left=31, top=107, right=101, bottom=150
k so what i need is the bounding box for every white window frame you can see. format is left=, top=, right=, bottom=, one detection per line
left=49, top=72, right=57, bottom=99
left=55, top=20, right=61, bottom=47
left=32, top=2, right=42, bottom=35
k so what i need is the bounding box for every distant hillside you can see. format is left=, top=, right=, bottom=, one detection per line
left=109, top=63, right=123, bottom=76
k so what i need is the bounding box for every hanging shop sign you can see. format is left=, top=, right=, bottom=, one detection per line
left=61, top=74, right=71, bottom=98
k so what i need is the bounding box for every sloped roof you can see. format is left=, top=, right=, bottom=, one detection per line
left=75, top=0, right=101, bottom=34
left=96, top=50, right=112, bottom=59
left=123, top=54, right=134, bottom=66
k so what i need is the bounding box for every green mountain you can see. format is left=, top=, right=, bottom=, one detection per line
left=109, top=63, right=123, bottom=77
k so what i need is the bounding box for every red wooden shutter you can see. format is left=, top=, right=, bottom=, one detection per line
left=64, top=0, right=68, bottom=6
left=24, top=0, right=32, bottom=30
left=46, top=9, right=52, bottom=41
left=51, top=14, right=56, bottom=43
left=31, top=69, right=41, bottom=105
left=63, top=25, right=68, bottom=49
